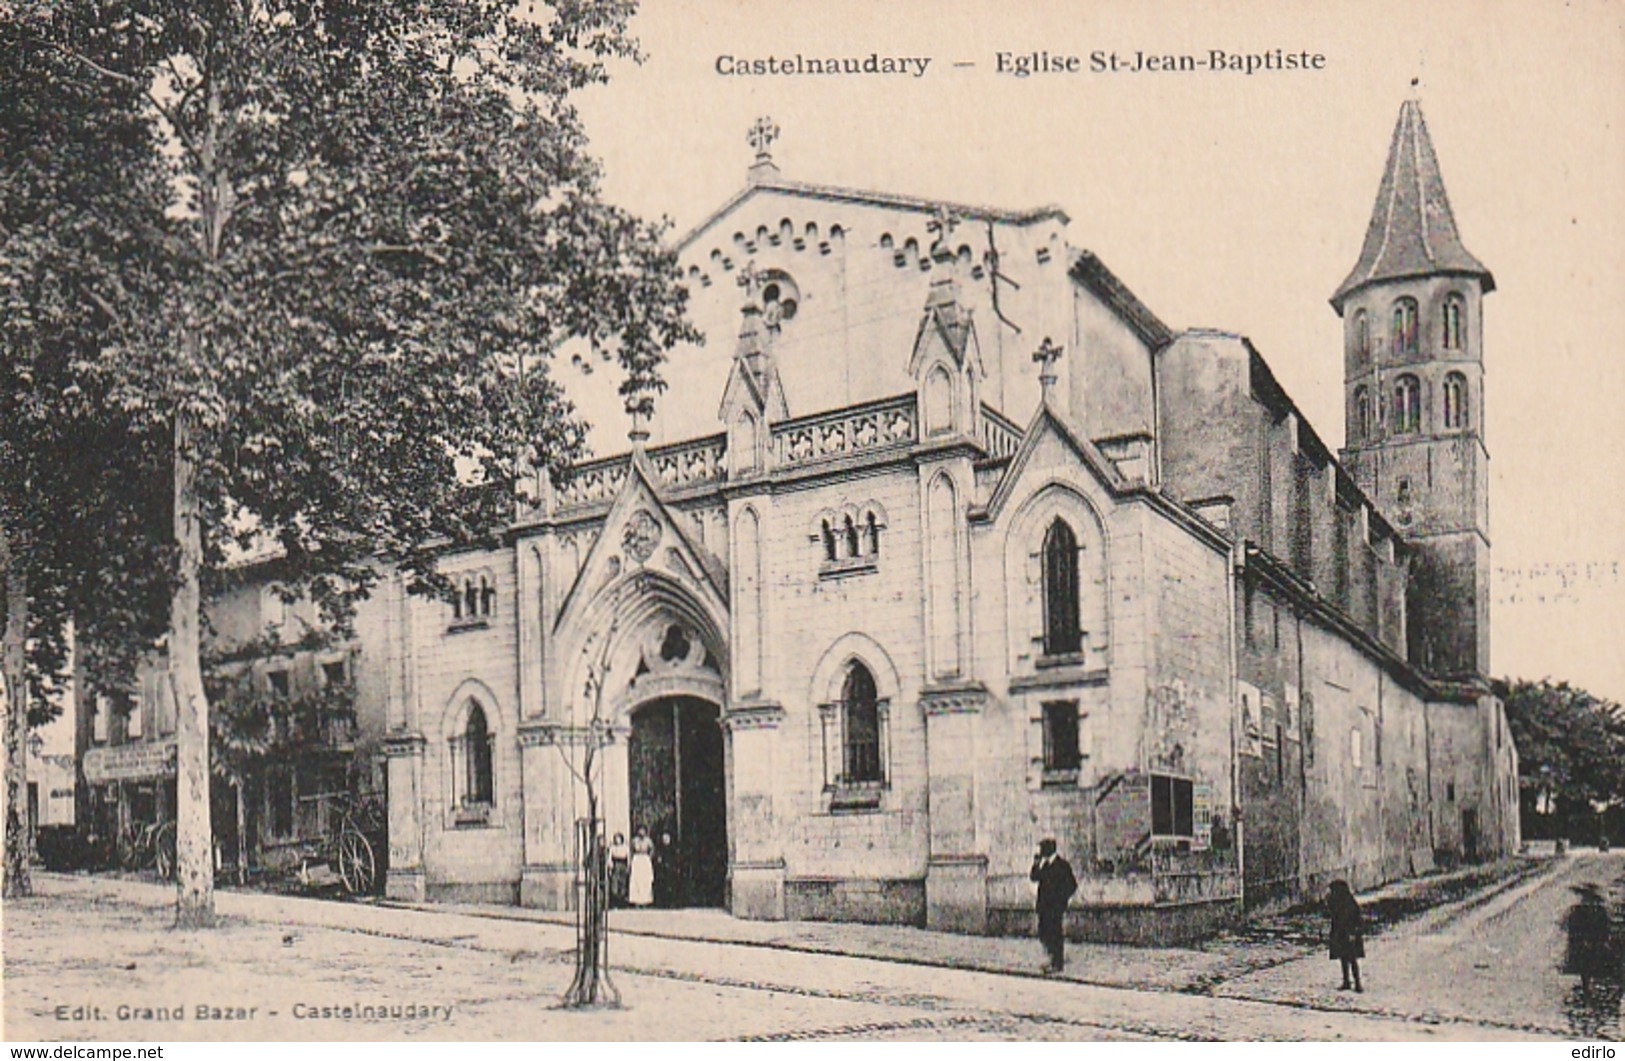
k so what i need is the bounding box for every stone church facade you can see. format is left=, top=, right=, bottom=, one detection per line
left=354, top=102, right=1518, bottom=941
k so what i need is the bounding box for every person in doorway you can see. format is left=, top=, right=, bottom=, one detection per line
left=1327, top=879, right=1365, bottom=992
left=628, top=826, right=655, bottom=908
left=1564, top=883, right=1612, bottom=999
left=654, top=830, right=679, bottom=908
left=608, top=832, right=631, bottom=908
left=1030, top=838, right=1077, bottom=974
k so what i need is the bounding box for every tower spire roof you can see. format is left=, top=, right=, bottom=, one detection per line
left=1331, top=100, right=1494, bottom=313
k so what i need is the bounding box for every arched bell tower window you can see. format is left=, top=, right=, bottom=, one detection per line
left=1042, top=519, right=1082, bottom=657
left=1392, top=374, right=1422, bottom=434
left=1354, top=385, right=1372, bottom=442
left=1442, top=295, right=1466, bottom=351
left=1391, top=298, right=1419, bottom=357
left=1443, top=372, right=1469, bottom=430
left=1352, top=309, right=1371, bottom=363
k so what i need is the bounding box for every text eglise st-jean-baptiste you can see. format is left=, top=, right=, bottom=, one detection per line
left=713, top=49, right=1328, bottom=79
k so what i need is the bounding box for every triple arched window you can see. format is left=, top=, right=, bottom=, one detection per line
left=814, top=504, right=886, bottom=572
left=1391, top=298, right=1419, bottom=357
left=451, top=572, right=496, bottom=625
left=1042, top=519, right=1083, bottom=657
left=1392, top=375, right=1422, bottom=434
left=1443, top=372, right=1469, bottom=430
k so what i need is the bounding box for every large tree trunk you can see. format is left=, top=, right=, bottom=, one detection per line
left=171, top=411, right=214, bottom=927
left=2, top=527, right=33, bottom=898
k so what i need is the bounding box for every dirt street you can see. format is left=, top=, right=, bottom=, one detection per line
left=3, top=859, right=1609, bottom=1041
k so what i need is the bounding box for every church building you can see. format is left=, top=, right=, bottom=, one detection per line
left=341, top=102, right=1519, bottom=941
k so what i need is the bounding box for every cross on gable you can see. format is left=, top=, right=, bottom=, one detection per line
left=927, top=204, right=960, bottom=258
left=736, top=259, right=763, bottom=301
left=748, top=116, right=780, bottom=159
left=1033, top=337, right=1063, bottom=392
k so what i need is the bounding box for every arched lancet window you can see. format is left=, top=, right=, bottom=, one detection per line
left=1443, top=372, right=1469, bottom=430
left=1391, top=298, right=1419, bottom=357
left=1442, top=295, right=1465, bottom=351
left=1354, top=385, right=1372, bottom=442
left=479, top=574, right=495, bottom=617
left=1392, top=374, right=1421, bottom=434
left=454, top=702, right=494, bottom=808
left=820, top=519, right=837, bottom=562
left=463, top=579, right=479, bottom=619
left=842, top=515, right=860, bottom=560
left=864, top=511, right=881, bottom=556
left=1353, top=310, right=1370, bottom=362
left=841, top=662, right=883, bottom=784
left=1042, top=519, right=1082, bottom=656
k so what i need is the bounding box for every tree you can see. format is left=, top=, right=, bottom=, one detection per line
left=1, top=13, right=175, bottom=896
left=1498, top=677, right=1625, bottom=840
left=7, top=0, right=695, bottom=926
left=558, top=611, right=620, bottom=1008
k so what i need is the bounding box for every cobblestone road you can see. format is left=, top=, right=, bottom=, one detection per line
left=2, top=862, right=1602, bottom=1042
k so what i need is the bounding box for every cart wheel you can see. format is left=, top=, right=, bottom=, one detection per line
left=337, top=830, right=376, bottom=896
left=154, top=822, right=177, bottom=881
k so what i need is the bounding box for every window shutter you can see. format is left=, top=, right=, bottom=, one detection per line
left=1026, top=706, right=1044, bottom=788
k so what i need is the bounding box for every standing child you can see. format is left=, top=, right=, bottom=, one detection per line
left=1327, top=879, right=1365, bottom=992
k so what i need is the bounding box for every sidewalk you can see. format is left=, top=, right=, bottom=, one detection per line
left=396, top=855, right=1551, bottom=995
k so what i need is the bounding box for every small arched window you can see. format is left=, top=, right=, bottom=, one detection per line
left=1042, top=519, right=1082, bottom=657
left=455, top=702, right=494, bottom=808
left=820, top=519, right=837, bottom=562
left=1442, top=295, right=1465, bottom=351
left=1353, top=310, right=1370, bottom=362
left=842, top=515, right=860, bottom=560
left=1391, top=298, right=1419, bottom=357
left=1392, top=374, right=1421, bottom=434
left=841, top=662, right=883, bottom=784
left=864, top=511, right=881, bottom=556
left=1443, top=372, right=1469, bottom=430
left=1354, top=385, right=1372, bottom=442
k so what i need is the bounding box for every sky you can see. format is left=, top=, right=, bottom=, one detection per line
left=568, top=0, right=1625, bottom=703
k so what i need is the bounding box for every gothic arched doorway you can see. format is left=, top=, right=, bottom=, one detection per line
left=628, top=695, right=727, bottom=908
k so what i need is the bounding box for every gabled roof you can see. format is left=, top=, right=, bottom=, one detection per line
left=677, top=176, right=1068, bottom=253
left=551, top=451, right=728, bottom=634
left=982, top=398, right=1128, bottom=522
left=1331, top=100, right=1494, bottom=312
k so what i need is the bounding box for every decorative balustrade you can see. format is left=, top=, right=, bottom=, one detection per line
left=553, top=454, right=630, bottom=510
left=979, top=405, right=1023, bottom=461
left=650, top=433, right=727, bottom=491
left=773, top=395, right=917, bottom=470
left=553, top=434, right=728, bottom=512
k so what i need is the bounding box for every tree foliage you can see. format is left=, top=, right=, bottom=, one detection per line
left=1497, top=677, right=1625, bottom=813
left=2, top=0, right=696, bottom=921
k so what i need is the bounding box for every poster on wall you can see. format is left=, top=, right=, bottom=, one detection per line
left=1192, top=783, right=1213, bottom=852
left=1237, top=682, right=1263, bottom=757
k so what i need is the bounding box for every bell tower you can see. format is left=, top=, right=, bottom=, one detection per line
left=1334, top=100, right=1494, bottom=680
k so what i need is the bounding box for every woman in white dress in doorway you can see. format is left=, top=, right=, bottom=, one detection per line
left=628, top=825, right=655, bottom=907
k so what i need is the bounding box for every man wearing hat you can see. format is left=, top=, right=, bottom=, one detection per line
left=1030, top=838, right=1078, bottom=973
